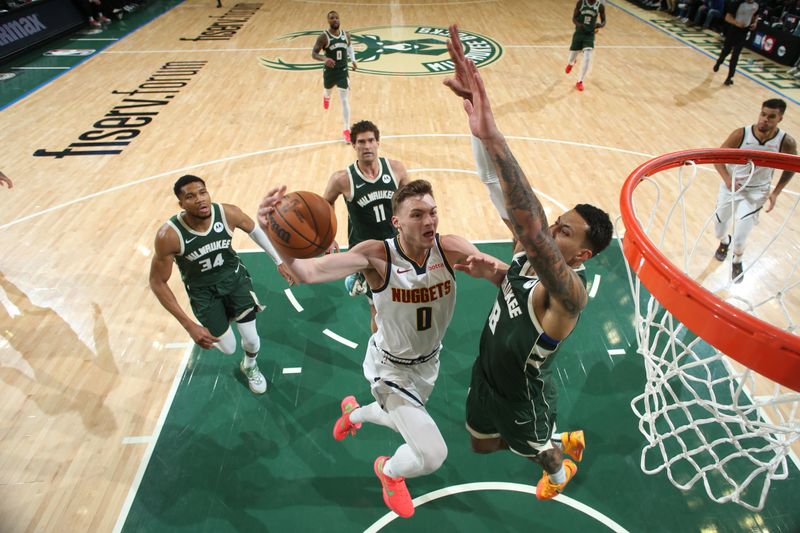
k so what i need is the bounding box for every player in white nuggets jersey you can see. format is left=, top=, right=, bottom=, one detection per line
left=713, top=99, right=797, bottom=282
left=257, top=179, right=505, bottom=519
left=370, top=236, right=455, bottom=362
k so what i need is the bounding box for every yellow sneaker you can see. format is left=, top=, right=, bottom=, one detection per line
left=561, top=430, right=585, bottom=462
left=536, top=459, right=577, bottom=500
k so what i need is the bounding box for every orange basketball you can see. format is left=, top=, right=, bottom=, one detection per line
left=265, top=191, right=337, bottom=259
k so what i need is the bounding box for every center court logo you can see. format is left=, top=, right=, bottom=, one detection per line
left=259, top=26, right=502, bottom=76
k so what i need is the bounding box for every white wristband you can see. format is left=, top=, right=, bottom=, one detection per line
left=471, top=135, right=509, bottom=220
left=249, top=225, right=282, bottom=265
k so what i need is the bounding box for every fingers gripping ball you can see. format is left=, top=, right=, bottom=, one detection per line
left=266, top=191, right=337, bottom=259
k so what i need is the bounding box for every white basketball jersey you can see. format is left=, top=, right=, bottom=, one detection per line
left=727, top=126, right=786, bottom=188
left=372, top=235, right=456, bottom=360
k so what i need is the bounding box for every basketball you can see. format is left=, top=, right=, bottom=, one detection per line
left=266, top=191, right=337, bottom=259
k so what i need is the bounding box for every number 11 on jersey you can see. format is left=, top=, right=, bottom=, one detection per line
left=374, top=204, right=387, bottom=222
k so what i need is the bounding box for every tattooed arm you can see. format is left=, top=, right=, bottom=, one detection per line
left=445, top=25, right=587, bottom=321
left=480, top=136, right=587, bottom=317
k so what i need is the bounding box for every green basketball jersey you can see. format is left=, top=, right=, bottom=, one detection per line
left=167, top=203, right=243, bottom=289
left=324, top=29, right=349, bottom=72
left=476, top=253, right=587, bottom=402
left=345, top=157, right=398, bottom=247
left=577, top=0, right=601, bottom=33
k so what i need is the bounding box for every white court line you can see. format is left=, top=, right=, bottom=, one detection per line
left=112, top=344, right=193, bottom=533
left=284, top=288, right=304, bottom=312
left=608, top=349, right=627, bottom=356
left=15, top=133, right=795, bottom=234
left=282, top=367, right=302, bottom=374
left=164, top=342, right=192, bottom=349
left=0, top=134, right=654, bottom=230
left=323, top=328, right=358, bottom=349
left=365, top=482, right=630, bottom=532
left=588, top=274, right=601, bottom=298
left=75, top=38, right=119, bottom=41
left=103, top=47, right=308, bottom=54
left=121, top=436, right=152, bottom=445
left=12, top=66, right=70, bottom=70
left=291, top=0, right=495, bottom=5
left=505, top=44, right=686, bottom=49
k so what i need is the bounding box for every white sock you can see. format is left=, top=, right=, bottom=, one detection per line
left=323, top=88, right=332, bottom=100
left=243, top=353, right=257, bottom=369
left=381, top=396, right=447, bottom=479
left=339, top=88, right=350, bottom=130
left=549, top=464, right=566, bottom=484
left=349, top=401, right=398, bottom=431
left=568, top=50, right=579, bottom=64
left=579, top=49, right=593, bottom=82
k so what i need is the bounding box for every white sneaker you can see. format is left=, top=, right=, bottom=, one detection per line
left=240, top=360, right=267, bottom=394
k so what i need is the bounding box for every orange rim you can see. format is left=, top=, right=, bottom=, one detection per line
left=620, top=148, right=800, bottom=392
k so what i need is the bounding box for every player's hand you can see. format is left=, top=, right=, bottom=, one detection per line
left=445, top=24, right=501, bottom=141
left=454, top=254, right=499, bottom=280
left=0, top=171, right=12, bottom=189
left=277, top=263, right=296, bottom=285
left=257, top=185, right=287, bottom=231
left=325, top=239, right=340, bottom=254
left=443, top=25, right=473, bottom=102
left=187, top=323, right=219, bottom=349
left=351, top=62, right=357, bottom=71
left=325, top=58, right=335, bottom=68
left=765, top=192, right=778, bottom=213
left=462, top=59, right=501, bottom=142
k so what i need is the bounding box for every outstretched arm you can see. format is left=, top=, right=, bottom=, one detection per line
left=257, top=186, right=379, bottom=283
left=441, top=234, right=509, bottom=287
left=221, top=203, right=294, bottom=285
left=444, top=32, right=516, bottom=244
left=446, top=25, right=586, bottom=316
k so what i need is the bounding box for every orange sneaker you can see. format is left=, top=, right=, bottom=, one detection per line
left=332, top=395, right=361, bottom=441
left=565, top=63, right=573, bottom=74
left=343, top=129, right=351, bottom=143
left=374, top=456, right=414, bottom=518
left=536, top=459, right=577, bottom=500
left=323, top=97, right=330, bottom=110
left=576, top=81, right=584, bottom=91
left=561, top=430, right=585, bottom=462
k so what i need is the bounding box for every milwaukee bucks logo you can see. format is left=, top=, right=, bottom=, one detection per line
left=259, top=26, right=502, bottom=76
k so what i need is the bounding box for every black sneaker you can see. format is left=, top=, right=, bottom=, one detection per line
left=732, top=262, right=743, bottom=283
left=713, top=62, right=720, bottom=72
left=724, top=77, right=734, bottom=86
left=714, top=238, right=730, bottom=261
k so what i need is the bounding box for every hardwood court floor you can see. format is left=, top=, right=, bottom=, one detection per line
left=0, top=1, right=798, bottom=531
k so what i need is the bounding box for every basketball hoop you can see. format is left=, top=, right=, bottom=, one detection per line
left=620, top=148, right=800, bottom=512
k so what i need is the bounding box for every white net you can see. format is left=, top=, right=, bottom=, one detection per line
left=622, top=154, right=800, bottom=512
